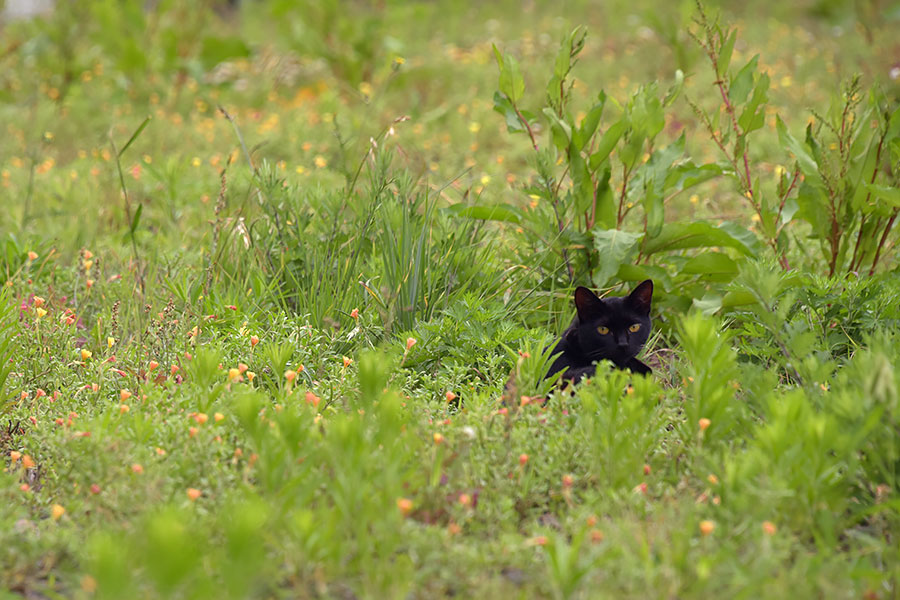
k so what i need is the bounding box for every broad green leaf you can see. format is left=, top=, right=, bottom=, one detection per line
left=729, top=55, right=759, bottom=105
left=444, top=203, right=523, bottom=224
left=568, top=146, right=593, bottom=214
left=776, top=116, right=819, bottom=177
left=589, top=119, right=627, bottom=169
left=543, top=108, right=573, bottom=151
left=642, top=222, right=756, bottom=257
left=795, top=181, right=831, bottom=239
left=574, top=93, right=606, bottom=150
left=718, top=30, right=737, bottom=77
left=864, top=183, right=900, bottom=209
left=681, top=252, right=739, bottom=277
left=493, top=91, right=526, bottom=133
left=664, top=162, right=724, bottom=193
left=693, top=295, right=723, bottom=316
left=594, top=167, right=616, bottom=229
left=591, top=228, right=643, bottom=287
left=498, top=52, right=525, bottom=104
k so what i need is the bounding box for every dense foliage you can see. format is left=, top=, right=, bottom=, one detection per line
left=1, top=0, right=899, bottom=597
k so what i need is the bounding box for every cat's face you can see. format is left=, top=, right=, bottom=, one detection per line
left=571, top=280, right=653, bottom=367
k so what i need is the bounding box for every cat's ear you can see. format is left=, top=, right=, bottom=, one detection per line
left=574, top=286, right=604, bottom=320
left=626, top=279, right=653, bottom=315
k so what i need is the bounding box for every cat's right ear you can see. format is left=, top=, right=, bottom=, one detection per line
left=574, top=286, right=604, bottom=320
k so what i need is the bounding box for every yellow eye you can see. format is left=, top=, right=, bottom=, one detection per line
left=597, top=326, right=609, bottom=335
left=628, top=324, right=641, bottom=333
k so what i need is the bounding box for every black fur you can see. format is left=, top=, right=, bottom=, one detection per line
left=545, top=280, right=653, bottom=383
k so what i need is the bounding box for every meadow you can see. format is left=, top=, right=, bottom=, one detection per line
left=1, top=0, right=900, bottom=597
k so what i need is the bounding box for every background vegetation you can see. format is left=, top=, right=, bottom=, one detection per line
left=1, top=0, right=899, bottom=597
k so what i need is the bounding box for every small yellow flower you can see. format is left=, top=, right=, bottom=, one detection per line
left=51, top=504, right=65, bottom=521
left=314, top=155, right=327, bottom=168
left=228, top=368, right=243, bottom=382
left=247, top=371, right=256, bottom=382
left=80, top=349, right=92, bottom=361
left=27, top=251, right=38, bottom=261
left=35, top=307, right=47, bottom=319
left=698, top=418, right=711, bottom=431
left=214, top=412, right=224, bottom=423
left=107, top=337, right=115, bottom=349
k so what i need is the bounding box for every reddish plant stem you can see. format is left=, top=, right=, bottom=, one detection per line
left=869, top=210, right=897, bottom=276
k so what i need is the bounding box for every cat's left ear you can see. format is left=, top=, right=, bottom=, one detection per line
left=626, top=279, right=653, bottom=315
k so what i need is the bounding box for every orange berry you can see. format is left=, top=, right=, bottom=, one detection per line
left=699, top=520, right=715, bottom=536
left=90, top=484, right=101, bottom=494
left=131, top=464, right=144, bottom=474
left=586, top=515, right=598, bottom=527
left=186, top=488, right=202, bottom=501
left=194, top=413, right=208, bottom=425
left=20, top=483, right=30, bottom=492
left=762, top=521, right=777, bottom=536
left=698, top=418, right=711, bottom=431
left=519, top=453, right=528, bottom=466
left=433, top=432, right=444, bottom=445
left=590, top=529, right=604, bottom=543
left=707, top=474, right=719, bottom=485
left=562, top=474, right=574, bottom=488
left=189, top=426, right=198, bottom=437
left=396, top=497, right=414, bottom=516
left=155, top=447, right=166, bottom=456
left=51, top=504, right=65, bottom=520
left=643, top=464, right=651, bottom=475
left=458, top=493, right=472, bottom=507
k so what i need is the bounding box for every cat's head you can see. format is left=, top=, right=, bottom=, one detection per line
left=570, top=279, right=653, bottom=367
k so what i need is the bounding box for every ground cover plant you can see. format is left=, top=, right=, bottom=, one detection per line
left=1, top=0, right=900, bottom=597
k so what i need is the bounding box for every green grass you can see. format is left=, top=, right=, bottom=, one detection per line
left=1, top=0, right=900, bottom=597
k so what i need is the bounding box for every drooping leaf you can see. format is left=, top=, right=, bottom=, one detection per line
left=642, top=222, right=757, bottom=257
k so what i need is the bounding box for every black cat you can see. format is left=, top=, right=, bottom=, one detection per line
left=545, top=280, right=653, bottom=383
